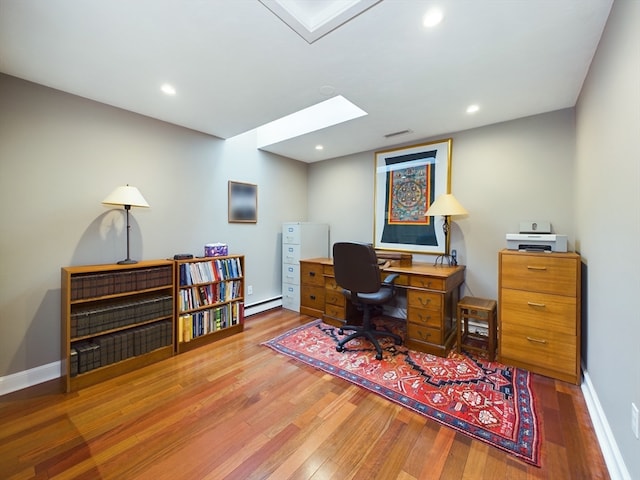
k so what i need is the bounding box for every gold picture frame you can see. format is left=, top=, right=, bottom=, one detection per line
left=228, top=181, right=257, bottom=223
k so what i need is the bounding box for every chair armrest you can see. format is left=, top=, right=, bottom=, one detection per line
left=382, top=273, right=399, bottom=286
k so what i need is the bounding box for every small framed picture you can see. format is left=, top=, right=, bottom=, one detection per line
left=228, top=181, right=257, bottom=223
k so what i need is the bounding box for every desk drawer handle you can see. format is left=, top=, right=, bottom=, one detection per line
left=310, top=295, right=316, bottom=300
left=419, top=298, right=432, bottom=306
left=526, top=336, right=547, bottom=344
left=418, top=314, right=432, bottom=322
left=309, top=272, right=316, bottom=277
left=527, top=301, right=546, bottom=307
left=419, top=331, right=432, bottom=340
left=527, top=266, right=547, bottom=271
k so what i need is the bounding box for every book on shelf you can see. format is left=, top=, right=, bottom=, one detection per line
left=70, top=266, right=173, bottom=301
left=72, top=320, right=172, bottom=376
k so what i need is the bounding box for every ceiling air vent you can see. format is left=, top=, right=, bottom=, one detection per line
left=384, top=129, right=412, bottom=139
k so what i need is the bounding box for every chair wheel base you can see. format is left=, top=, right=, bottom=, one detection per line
left=375, top=353, right=383, bottom=360
left=336, top=345, right=345, bottom=352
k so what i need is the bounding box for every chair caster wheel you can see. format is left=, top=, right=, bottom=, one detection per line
left=394, top=338, right=402, bottom=345
left=375, top=353, right=383, bottom=360
left=336, top=345, right=345, bottom=352
left=338, top=329, right=344, bottom=335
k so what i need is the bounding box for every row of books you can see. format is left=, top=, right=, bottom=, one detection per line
left=70, top=294, right=173, bottom=338
left=178, top=301, right=244, bottom=343
left=177, top=281, right=242, bottom=312
left=178, top=257, right=242, bottom=286
left=70, top=266, right=173, bottom=301
left=69, top=320, right=172, bottom=376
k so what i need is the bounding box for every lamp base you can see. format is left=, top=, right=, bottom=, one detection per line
left=117, top=259, right=138, bottom=265
left=433, top=254, right=456, bottom=267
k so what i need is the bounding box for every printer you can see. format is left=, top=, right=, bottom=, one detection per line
left=506, top=221, right=568, bottom=253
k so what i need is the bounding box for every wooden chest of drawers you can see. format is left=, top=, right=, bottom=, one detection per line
left=498, top=250, right=581, bottom=384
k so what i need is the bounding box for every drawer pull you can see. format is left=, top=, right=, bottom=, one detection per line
left=526, top=336, right=548, bottom=344
left=527, top=301, right=546, bottom=307
left=419, top=298, right=432, bottom=306
left=309, top=272, right=316, bottom=277
left=418, top=314, right=432, bottom=321
left=310, top=295, right=316, bottom=300
left=527, top=266, right=547, bottom=271
left=419, top=331, right=432, bottom=340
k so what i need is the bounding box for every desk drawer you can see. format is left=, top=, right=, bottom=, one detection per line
left=390, top=274, right=410, bottom=286
left=325, top=303, right=347, bottom=320
left=325, top=288, right=345, bottom=307
left=407, top=323, right=442, bottom=344
left=409, top=276, right=445, bottom=291
left=407, top=290, right=442, bottom=310
left=300, top=263, right=325, bottom=286
left=408, top=307, right=441, bottom=328
left=300, top=285, right=325, bottom=310
left=325, top=277, right=340, bottom=291
left=500, top=288, right=576, bottom=335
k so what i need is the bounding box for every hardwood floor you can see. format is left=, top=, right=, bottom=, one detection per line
left=1, top=308, right=609, bottom=479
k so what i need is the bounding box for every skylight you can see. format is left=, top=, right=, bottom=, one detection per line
left=259, top=0, right=382, bottom=43
left=255, top=95, right=367, bottom=148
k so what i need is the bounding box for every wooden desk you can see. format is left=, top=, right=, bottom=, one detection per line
left=299, top=258, right=465, bottom=357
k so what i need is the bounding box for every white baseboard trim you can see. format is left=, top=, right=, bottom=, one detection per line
left=0, top=298, right=284, bottom=397
left=245, top=297, right=282, bottom=316
left=0, top=360, right=61, bottom=397
left=581, top=368, right=631, bottom=480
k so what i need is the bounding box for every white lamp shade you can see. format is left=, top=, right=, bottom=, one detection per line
left=102, top=185, right=150, bottom=208
left=425, top=193, right=468, bottom=217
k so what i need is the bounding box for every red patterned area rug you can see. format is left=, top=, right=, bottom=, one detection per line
left=263, top=319, right=540, bottom=466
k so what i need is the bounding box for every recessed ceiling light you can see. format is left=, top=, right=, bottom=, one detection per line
left=161, top=83, right=176, bottom=95
left=466, top=104, right=480, bottom=114
left=315, top=145, right=324, bottom=150
left=423, top=8, right=443, bottom=27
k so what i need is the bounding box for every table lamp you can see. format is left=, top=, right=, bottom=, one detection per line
left=102, top=185, right=150, bottom=264
left=425, top=193, right=468, bottom=266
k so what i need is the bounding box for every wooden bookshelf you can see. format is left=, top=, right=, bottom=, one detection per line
left=175, top=255, right=245, bottom=354
left=61, top=260, right=175, bottom=392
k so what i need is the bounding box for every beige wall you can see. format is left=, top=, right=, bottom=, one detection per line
left=0, top=74, right=308, bottom=378
left=575, top=0, right=640, bottom=478
left=308, top=108, right=576, bottom=301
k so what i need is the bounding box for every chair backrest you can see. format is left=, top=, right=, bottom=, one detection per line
left=332, top=242, right=381, bottom=294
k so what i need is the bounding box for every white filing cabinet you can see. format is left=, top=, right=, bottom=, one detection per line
left=282, top=222, right=329, bottom=311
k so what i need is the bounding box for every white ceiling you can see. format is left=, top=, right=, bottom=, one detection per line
left=0, top=0, right=613, bottom=163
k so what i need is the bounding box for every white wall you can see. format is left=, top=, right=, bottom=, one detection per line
left=0, top=74, right=308, bottom=378
left=575, top=0, right=640, bottom=478
left=309, top=108, right=576, bottom=302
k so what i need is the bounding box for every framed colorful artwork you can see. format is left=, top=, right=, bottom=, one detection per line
left=228, top=181, right=257, bottom=223
left=373, top=139, right=452, bottom=254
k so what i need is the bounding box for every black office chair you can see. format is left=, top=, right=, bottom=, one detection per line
left=332, top=242, right=403, bottom=360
